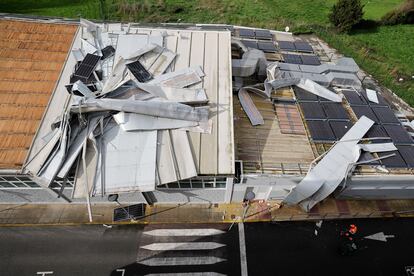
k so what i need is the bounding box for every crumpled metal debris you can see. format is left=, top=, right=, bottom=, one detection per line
left=25, top=19, right=211, bottom=200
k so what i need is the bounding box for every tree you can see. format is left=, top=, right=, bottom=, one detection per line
left=329, top=0, right=364, bottom=33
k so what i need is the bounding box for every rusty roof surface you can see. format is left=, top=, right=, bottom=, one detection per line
left=0, top=19, right=78, bottom=169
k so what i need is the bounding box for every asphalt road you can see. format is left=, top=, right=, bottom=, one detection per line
left=246, top=218, right=414, bottom=276
left=0, top=218, right=413, bottom=276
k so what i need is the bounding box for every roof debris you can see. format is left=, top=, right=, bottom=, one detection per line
left=24, top=19, right=216, bottom=198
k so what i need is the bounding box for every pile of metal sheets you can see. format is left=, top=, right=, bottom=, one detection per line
left=24, top=19, right=212, bottom=199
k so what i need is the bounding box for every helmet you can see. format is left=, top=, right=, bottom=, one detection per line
left=349, top=224, right=357, bottom=234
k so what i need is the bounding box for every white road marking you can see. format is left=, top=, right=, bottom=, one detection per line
left=141, top=242, right=225, bottom=251
left=116, top=269, right=125, bottom=276
left=143, top=229, right=225, bottom=237
left=238, top=223, right=248, bottom=276
left=36, top=272, right=53, bottom=276
left=364, top=232, right=395, bottom=242
left=139, top=256, right=226, bottom=266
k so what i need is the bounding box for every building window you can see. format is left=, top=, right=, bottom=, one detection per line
left=157, top=177, right=227, bottom=189
left=0, top=176, right=41, bottom=188
left=0, top=175, right=74, bottom=189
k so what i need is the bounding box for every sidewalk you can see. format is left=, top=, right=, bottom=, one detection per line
left=0, top=199, right=414, bottom=226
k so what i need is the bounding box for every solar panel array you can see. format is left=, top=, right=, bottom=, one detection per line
left=241, top=40, right=258, bottom=49
left=363, top=125, right=390, bottom=143
left=377, top=145, right=414, bottom=168
left=378, top=150, right=407, bottom=168
left=300, top=102, right=326, bottom=119
left=294, top=41, right=314, bottom=53
left=101, top=45, right=115, bottom=60
left=238, top=28, right=255, bottom=38
left=330, top=121, right=353, bottom=139
left=351, top=105, right=379, bottom=123
left=294, top=86, right=319, bottom=101
left=342, top=89, right=367, bottom=105
left=254, top=29, right=273, bottom=40
left=240, top=40, right=277, bottom=52
left=73, top=53, right=100, bottom=80
left=306, top=120, right=336, bottom=142
left=345, top=89, right=413, bottom=142
left=257, top=41, right=277, bottom=52
left=397, top=145, right=414, bottom=167
left=282, top=54, right=303, bottom=64
left=282, top=53, right=321, bottom=65
left=238, top=28, right=273, bottom=40
left=322, top=103, right=349, bottom=120
left=372, top=107, right=399, bottom=124
left=278, top=41, right=295, bottom=51
left=126, top=60, right=152, bottom=83
left=300, top=55, right=321, bottom=66
left=361, top=90, right=388, bottom=106
left=341, top=89, right=414, bottom=168
left=278, top=40, right=314, bottom=53
left=383, top=124, right=414, bottom=144
left=295, top=87, right=353, bottom=142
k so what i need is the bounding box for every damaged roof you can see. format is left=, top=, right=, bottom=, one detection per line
left=0, top=19, right=78, bottom=169
left=22, top=19, right=234, bottom=196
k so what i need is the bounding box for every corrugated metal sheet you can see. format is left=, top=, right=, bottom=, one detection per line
left=129, top=27, right=234, bottom=176
left=0, top=19, right=77, bottom=169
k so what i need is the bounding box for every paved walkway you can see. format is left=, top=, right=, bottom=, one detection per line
left=0, top=198, right=414, bottom=226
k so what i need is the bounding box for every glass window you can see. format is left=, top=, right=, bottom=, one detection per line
left=17, top=177, right=32, bottom=181
left=168, top=182, right=179, bottom=188
left=191, top=181, right=203, bottom=188
left=179, top=182, right=191, bottom=188
left=11, top=182, right=27, bottom=188
left=25, top=182, right=40, bottom=188
left=2, top=177, right=17, bottom=181
left=204, top=181, right=214, bottom=188
left=50, top=182, right=61, bottom=188
left=216, top=181, right=226, bottom=188
left=157, top=184, right=167, bottom=189
left=0, top=182, right=13, bottom=188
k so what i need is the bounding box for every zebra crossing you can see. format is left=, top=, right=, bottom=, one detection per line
left=130, top=224, right=241, bottom=276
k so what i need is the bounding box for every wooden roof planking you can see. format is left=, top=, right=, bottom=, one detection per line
left=234, top=94, right=315, bottom=174
left=0, top=19, right=78, bottom=169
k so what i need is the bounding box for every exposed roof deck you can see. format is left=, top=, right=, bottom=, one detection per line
left=0, top=19, right=77, bottom=169
left=234, top=91, right=315, bottom=175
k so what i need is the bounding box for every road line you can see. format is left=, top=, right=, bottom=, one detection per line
left=141, top=242, right=225, bottom=251
left=238, top=223, right=248, bottom=276
left=138, top=256, right=226, bottom=266
left=143, top=229, right=225, bottom=236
